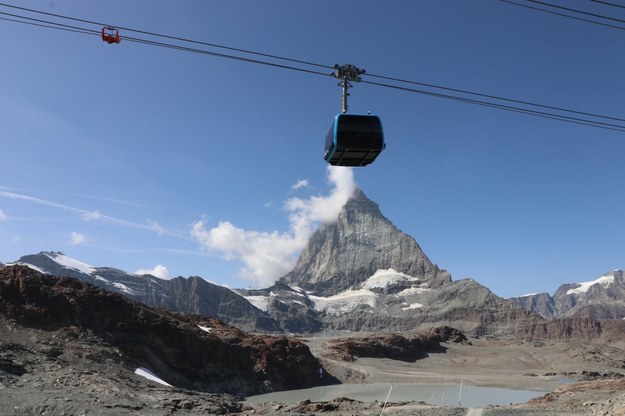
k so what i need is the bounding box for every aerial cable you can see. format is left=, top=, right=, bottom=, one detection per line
left=0, top=10, right=330, bottom=78
left=122, top=35, right=331, bottom=78
left=0, top=15, right=95, bottom=36
left=500, top=0, right=625, bottom=31
left=364, top=71, right=625, bottom=124
left=0, top=10, right=99, bottom=36
left=2, top=3, right=625, bottom=133
left=0, top=2, right=333, bottom=71
left=519, top=0, right=625, bottom=25
left=14, top=0, right=625, bottom=127
left=361, top=79, right=625, bottom=132
left=591, top=0, right=625, bottom=10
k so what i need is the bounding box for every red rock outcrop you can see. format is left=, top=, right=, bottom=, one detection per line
left=326, top=326, right=469, bottom=362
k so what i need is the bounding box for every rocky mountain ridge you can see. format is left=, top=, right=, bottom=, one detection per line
left=510, top=269, right=625, bottom=320
left=280, top=188, right=452, bottom=296
left=0, top=264, right=330, bottom=395
left=13, top=251, right=280, bottom=333
left=6, top=188, right=625, bottom=336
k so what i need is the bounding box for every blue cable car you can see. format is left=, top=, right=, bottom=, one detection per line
left=324, top=113, right=385, bottom=166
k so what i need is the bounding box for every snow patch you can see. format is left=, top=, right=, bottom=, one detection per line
left=567, top=274, right=615, bottom=295
left=397, top=287, right=431, bottom=297
left=45, top=252, right=95, bottom=275
left=402, top=302, right=423, bottom=310
left=197, top=325, right=212, bottom=333
left=134, top=368, right=172, bottom=387
left=289, top=286, right=307, bottom=297
left=244, top=295, right=269, bottom=312
left=361, top=268, right=421, bottom=290
left=95, top=275, right=110, bottom=283
left=112, top=282, right=134, bottom=295
left=310, top=289, right=377, bottom=315
left=11, top=262, right=47, bottom=274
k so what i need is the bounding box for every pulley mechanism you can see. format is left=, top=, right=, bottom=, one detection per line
left=331, top=64, right=365, bottom=114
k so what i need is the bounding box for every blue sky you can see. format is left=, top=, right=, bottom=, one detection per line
left=1, top=0, right=624, bottom=298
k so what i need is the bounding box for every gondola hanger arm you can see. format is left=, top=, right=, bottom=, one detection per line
left=331, top=64, right=365, bottom=113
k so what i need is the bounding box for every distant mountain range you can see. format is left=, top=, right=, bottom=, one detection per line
left=3, top=188, right=624, bottom=335
left=510, top=270, right=625, bottom=320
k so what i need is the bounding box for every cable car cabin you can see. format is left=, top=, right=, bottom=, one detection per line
left=102, top=26, right=121, bottom=44
left=324, top=114, right=385, bottom=166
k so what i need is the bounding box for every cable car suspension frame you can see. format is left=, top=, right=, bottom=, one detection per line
left=331, top=64, right=365, bottom=114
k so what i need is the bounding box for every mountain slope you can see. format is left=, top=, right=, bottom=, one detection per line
left=14, top=252, right=280, bottom=332
left=0, top=264, right=331, bottom=394
left=281, top=188, right=451, bottom=296
left=12, top=187, right=542, bottom=336
left=511, top=270, right=625, bottom=320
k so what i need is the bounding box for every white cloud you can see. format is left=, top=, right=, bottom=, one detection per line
left=191, top=166, right=357, bottom=288
left=0, top=208, right=6, bottom=221
left=291, top=179, right=309, bottom=190
left=135, top=264, right=172, bottom=280
left=148, top=220, right=164, bottom=236
left=69, top=232, right=86, bottom=245
left=82, top=210, right=102, bottom=221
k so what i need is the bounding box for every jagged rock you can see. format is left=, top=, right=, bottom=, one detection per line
left=0, top=265, right=334, bottom=394
left=428, top=326, right=470, bottom=344
left=325, top=328, right=460, bottom=362
left=15, top=252, right=281, bottom=333
left=15, top=188, right=625, bottom=339
left=511, top=270, right=625, bottom=320
left=511, top=292, right=557, bottom=319
left=280, top=188, right=452, bottom=296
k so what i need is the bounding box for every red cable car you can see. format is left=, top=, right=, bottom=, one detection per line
left=101, top=26, right=121, bottom=44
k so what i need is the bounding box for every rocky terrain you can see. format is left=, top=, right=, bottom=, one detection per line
left=15, top=251, right=281, bottom=333
left=5, top=308, right=625, bottom=415
left=5, top=187, right=625, bottom=415
left=280, top=188, right=452, bottom=296
left=324, top=326, right=469, bottom=362
left=511, top=269, right=625, bottom=320
left=0, top=265, right=331, bottom=396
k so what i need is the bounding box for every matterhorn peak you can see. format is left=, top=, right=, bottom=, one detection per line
left=281, top=188, right=451, bottom=296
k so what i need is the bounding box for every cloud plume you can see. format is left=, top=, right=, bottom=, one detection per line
left=135, top=265, right=172, bottom=280
left=69, top=232, right=86, bottom=245
left=191, top=166, right=357, bottom=288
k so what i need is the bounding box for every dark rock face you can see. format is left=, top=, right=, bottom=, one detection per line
left=326, top=327, right=469, bottom=362
left=241, top=282, right=323, bottom=333
left=15, top=252, right=281, bottom=333
left=428, top=326, right=471, bottom=344
left=151, top=276, right=281, bottom=332
left=0, top=265, right=332, bottom=395
left=506, top=316, right=625, bottom=342
left=510, top=292, right=557, bottom=320
left=280, top=188, right=452, bottom=296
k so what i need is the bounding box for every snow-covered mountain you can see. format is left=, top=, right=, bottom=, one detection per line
left=5, top=188, right=548, bottom=335
left=9, top=251, right=280, bottom=332
left=280, top=188, right=451, bottom=296
left=239, top=188, right=530, bottom=334
left=510, top=270, right=625, bottom=320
